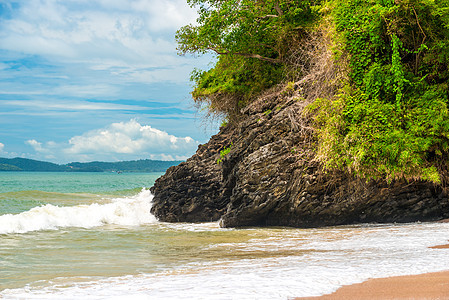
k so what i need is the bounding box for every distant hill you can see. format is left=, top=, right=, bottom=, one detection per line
left=0, top=157, right=69, bottom=172
left=67, top=159, right=182, bottom=173
left=0, top=157, right=182, bottom=172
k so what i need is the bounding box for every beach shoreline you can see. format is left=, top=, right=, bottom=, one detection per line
left=296, top=268, right=449, bottom=299
left=296, top=238, right=449, bottom=299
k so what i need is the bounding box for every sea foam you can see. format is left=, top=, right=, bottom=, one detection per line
left=2, top=222, right=449, bottom=299
left=0, top=188, right=156, bottom=234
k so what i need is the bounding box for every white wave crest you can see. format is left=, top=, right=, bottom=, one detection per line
left=0, top=189, right=156, bottom=234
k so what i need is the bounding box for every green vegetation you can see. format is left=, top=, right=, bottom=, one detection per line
left=264, top=109, right=273, bottom=116
left=312, top=0, right=449, bottom=183
left=67, top=160, right=182, bottom=173
left=177, top=0, right=322, bottom=121
left=0, top=163, right=22, bottom=171
left=217, top=143, right=233, bottom=164
left=180, top=0, right=449, bottom=183
left=0, top=158, right=69, bottom=172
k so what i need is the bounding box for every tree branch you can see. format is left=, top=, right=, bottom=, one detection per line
left=274, top=1, right=283, bottom=16
left=259, top=14, right=279, bottom=19
left=207, top=47, right=282, bottom=64
left=412, top=6, right=427, bottom=75
left=412, top=6, right=427, bottom=43
left=234, top=52, right=282, bottom=63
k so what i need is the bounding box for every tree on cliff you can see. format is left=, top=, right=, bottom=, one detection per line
left=176, top=0, right=321, bottom=121
left=178, top=0, right=449, bottom=184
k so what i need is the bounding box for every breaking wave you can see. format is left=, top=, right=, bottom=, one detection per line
left=0, top=189, right=156, bottom=234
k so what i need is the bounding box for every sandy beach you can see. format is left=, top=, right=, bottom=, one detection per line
left=297, top=264, right=449, bottom=299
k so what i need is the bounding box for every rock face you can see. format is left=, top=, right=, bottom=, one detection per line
left=149, top=127, right=233, bottom=222
left=150, top=89, right=449, bottom=227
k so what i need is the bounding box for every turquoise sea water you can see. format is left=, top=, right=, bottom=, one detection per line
left=0, top=172, right=160, bottom=215
left=1, top=171, right=449, bottom=299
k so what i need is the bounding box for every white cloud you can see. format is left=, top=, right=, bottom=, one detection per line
left=0, top=1, right=215, bottom=162
left=0, top=143, right=19, bottom=158
left=27, top=119, right=199, bottom=162
left=66, top=119, right=197, bottom=155
left=131, top=0, right=198, bottom=32
left=1, top=0, right=197, bottom=62
left=0, top=0, right=208, bottom=102
left=26, top=139, right=46, bottom=153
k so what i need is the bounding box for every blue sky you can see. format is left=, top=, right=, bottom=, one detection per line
left=0, top=0, right=218, bottom=163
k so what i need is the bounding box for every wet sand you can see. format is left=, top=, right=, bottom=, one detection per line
left=430, top=244, right=449, bottom=249
left=296, top=268, right=449, bottom=299
left=296, top=241, right=449, bottom=299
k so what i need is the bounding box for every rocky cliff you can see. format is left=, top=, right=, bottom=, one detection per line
left=150, top=86, right=449, bottom=228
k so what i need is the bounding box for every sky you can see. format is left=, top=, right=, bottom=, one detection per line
left=0, top=0, right=218, bottom=163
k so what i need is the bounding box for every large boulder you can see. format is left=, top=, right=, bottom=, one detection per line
left=151, top=89, right=449, bottom=227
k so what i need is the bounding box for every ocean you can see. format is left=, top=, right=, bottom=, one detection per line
left=1, top=171, right=449, bottom=299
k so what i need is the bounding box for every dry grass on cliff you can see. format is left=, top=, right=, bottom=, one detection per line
left=249, top=24, right=343, bottom=104
left=194, top=21, right=346, bottom=133
left=193, top=92, right=241, bottom=128
left=285, top=22, right=345, bottom=104
left=276, top=24, right=346, bottom=143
